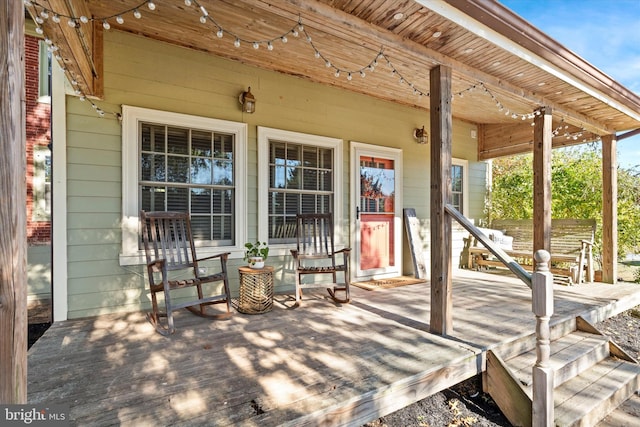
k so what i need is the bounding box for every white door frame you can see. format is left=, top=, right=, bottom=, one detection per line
left=51, top=59, right=68, bottom=321
left=350, top=142, right=403, bottom=281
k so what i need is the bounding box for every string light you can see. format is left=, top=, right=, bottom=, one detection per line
left=25, top=0, right=596, bottom=134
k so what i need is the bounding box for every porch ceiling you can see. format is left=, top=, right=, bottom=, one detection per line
left=27, top=0, right=640, bottom=159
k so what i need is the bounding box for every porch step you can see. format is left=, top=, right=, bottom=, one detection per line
left=554, top=358, right=640, bottom=427
left=485, top=317, right=640, bottom=427
left=506, top=330, right=610, bottom=391
left=595, top=392, right=640, bottom=426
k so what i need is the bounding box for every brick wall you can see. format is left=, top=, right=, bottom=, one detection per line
left=25, top=34, right=52, bottom=245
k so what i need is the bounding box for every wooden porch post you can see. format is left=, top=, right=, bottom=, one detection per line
left=430, top=65, right=453, bottom=335
left=0, top=1, right=28, bottom=403
left=532, top=107, right=552, bottom=254
left=601, top=134, right=618, bottom=283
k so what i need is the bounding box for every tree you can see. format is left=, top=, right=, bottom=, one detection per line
left=488, top=145, right=640, bottom=259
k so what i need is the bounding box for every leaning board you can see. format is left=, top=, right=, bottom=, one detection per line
left=403, top=208, right=427, bottom=279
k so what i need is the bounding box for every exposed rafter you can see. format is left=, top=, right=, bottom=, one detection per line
left=25, top=0, right=103, bottom=98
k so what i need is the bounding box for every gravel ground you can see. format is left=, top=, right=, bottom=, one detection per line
left=363, top=303, right=640, bottom=427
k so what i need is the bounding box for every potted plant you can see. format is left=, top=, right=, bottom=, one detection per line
left=244, top=241, right=269, bottom=269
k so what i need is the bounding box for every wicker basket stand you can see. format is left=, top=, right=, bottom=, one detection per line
left=238, top=266, right=274, bottom=314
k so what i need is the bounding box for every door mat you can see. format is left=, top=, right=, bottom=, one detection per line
left=352, top=276, right=426, bottom=291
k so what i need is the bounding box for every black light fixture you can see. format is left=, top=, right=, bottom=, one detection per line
left=239, top=87, right=256, bottom=113
left=413, top=126, right=428, bottom=144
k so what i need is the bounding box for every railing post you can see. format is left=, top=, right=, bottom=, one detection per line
left=532, top=250, right=554, bottom=426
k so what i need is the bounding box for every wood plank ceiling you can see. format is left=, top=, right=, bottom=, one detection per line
left=26, top=0, right=640, bottom=159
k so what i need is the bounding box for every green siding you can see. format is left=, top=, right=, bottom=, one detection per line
left=63, top=30, right=489, bottom=318
left=28, top=245, right=51, bottom=302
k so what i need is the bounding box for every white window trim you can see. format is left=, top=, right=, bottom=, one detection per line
left=120, top=105, right=247, bottom=265
left=452, top=158, right=469, bottom=217
left=257, top=127, right=344, bottom=256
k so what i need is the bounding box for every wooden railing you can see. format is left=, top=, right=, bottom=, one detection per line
left=445, top=204, right=532, bottom=288
left=531, top=250, right=554, bottom=426
left=445, top=204, right=554, bottom=424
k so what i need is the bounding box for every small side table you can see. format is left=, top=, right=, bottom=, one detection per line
left=238, top=266, right=274, bottom=314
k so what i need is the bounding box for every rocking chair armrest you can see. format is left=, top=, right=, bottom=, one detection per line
left=146, top=258, right=166, bottom=273
left=580, top=239, right=594, bottom=247
left=334, top=248, right=351, bottom=254
left=196, top=252, right=231, bottom=263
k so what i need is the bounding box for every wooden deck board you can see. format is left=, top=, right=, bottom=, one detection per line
left=26, top=270, right=640, bottom=426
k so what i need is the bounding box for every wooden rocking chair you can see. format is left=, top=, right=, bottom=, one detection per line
left=140, top=210, right=232, bottom=335
left=290, top=213, right=351, bottom=305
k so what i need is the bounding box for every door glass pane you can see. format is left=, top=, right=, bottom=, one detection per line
left=359, top=155, right=396, bottom=270
left=360, top=157, right=395, bottom=213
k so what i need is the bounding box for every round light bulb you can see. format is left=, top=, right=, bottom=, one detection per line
left=147, top=1, right=156, bottom=11
left=216, top=29, right=223, bottom=38
left=134, top=9, right=142, bottom=19
left=103, top=20, right=110, bottom=30
left=234, top=38, right=241, bottom=48
left=116, top=16, right=124, bottom=24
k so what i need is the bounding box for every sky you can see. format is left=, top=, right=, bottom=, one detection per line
left=499, top=0, right=640, bottom=170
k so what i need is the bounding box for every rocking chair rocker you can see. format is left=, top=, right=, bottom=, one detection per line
left=140, top=210, right=232, bottom=335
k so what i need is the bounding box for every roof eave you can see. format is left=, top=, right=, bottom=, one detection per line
left=435, top=0, right=640, bottom=125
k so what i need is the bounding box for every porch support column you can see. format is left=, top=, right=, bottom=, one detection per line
left=532, top=107, right=553, bottom=255
left=601, top=134, right=618, bottom=283
left=0, top=1, right=27, bottom=403
left=430, top=65, right=453, bottom=335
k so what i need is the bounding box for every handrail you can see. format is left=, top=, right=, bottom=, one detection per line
left=446, top=204, right=553, bottom=422
left=445, top=204, right=532, bottom=288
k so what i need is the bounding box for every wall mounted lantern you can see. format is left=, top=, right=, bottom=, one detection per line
left=413, top=126, right=428, bottom=144
left=239, top=87, right=256, bottom=113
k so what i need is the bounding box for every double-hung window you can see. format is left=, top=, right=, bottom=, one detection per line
left=451, top=159, right=469, bottom=216
left=257, top=127, right=343, bottom=246
left=38, top=39, right=51, bottom=103
left=121, top=106, right=246, bottom=264
left=32, top=145, right=52, bottom=221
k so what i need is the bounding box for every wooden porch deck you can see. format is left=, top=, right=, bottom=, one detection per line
left=27, top=270, right=640, bottom=426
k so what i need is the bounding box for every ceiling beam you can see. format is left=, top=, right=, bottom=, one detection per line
left=25, top=0, right=103, bottom=98
left=478, top=121, right=600, bottom=160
